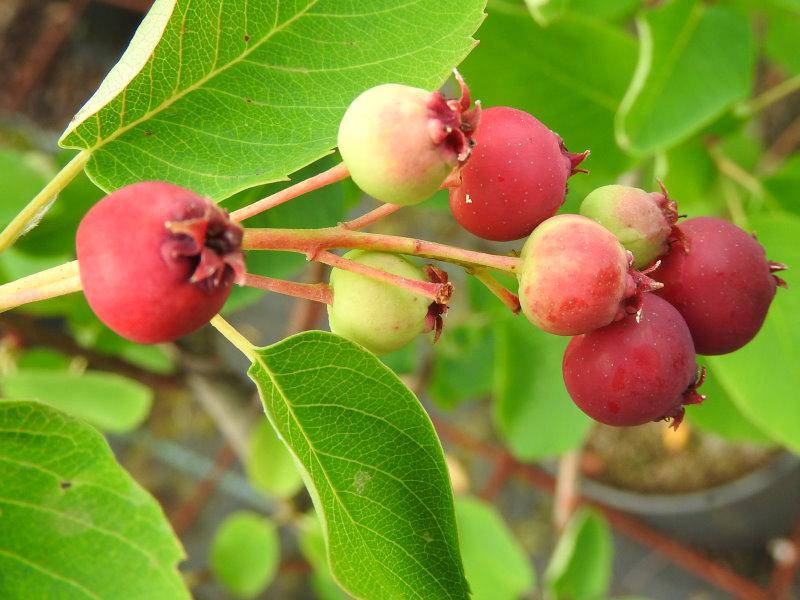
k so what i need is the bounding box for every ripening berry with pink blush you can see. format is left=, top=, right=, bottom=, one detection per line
left=563, top=294, right=705, bottom=429
left=448, top=106, right=588, bottom=241
left=76, top=181, right=244, bottom=343
left=517, top=214, right=661, bottom=336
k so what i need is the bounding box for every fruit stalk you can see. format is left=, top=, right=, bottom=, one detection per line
left=243, top=227, right=521, bottom=273
left=0, top=150, right=90, bottom=253
left=229, top=162, right=351, bottom=223
left=340, top=203, right=403, bottom=230
left=0, top=259, right=82, bottom=311
left=243, top=273, right=333, bottom=305
left=314, top=250, right=451, bottom=303
left=468, top=268, right=521, bottom=313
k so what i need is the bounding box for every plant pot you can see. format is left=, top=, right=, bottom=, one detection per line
left=580, top=452, right=800, bottom=550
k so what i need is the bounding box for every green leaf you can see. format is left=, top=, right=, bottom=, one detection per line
left=59, top=0, right=486, bottom=200
left=545, top=509, right=612, bottom=600
left=765, top=6, right=800, bottom=75
left=455, top=496, right=535, bottom=600
left=15, top=349, right=72, bottom=371
left=209, top=511, right=280, bottom=599
left=0, top=401, right=188, bottom=599
left=246, top=417, right=304, bottom=499
left=462, top=7, right=638, bottom=182
left=249, top=331, right=468, bottom=600
left=616, top=0, right=754, bottom=155
left=570, top=0, right=640, bottom=23
left=493, top=315, right=592, bottom=459
left=1, top=369, right=153, bottom=433
left=705, top=212, right=800, bottom=452
left=764, top=154, right=800, bottom=216
left=430, top=324, right=494, bottom=409
left=687, top=366, right=774, bottom=445
left=298, top=515, right=350, bottom=600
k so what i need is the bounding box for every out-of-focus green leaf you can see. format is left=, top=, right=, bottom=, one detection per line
left=765, top=6, right=800, bottom=74
left=765, top=155, right=800, bottom=216
left=571, top=0, right=640, bottom=23
left=616, top=0, right=755, bottom=155
left=246, top=417, right=303, bottom=499
left=688, top=366, right=774, bottom=445
left=0, top=401, right=188, bottom=599
left=545, top=509, right=612, bottom=600
left=462, top=6, right=638, bottom=184
left=493, top=315, right=592, bottom=459
left=209, top=512, right=279, bottom=599
left=658, top=137, right=718, bottom=216
left=1, top=369, right=152, bottom=433
left=430, top=324, right=494, bottom=409
left=455, top=496, right=535, bottom=600
left=15, top=349, right=72, bottom=370
left=705, top=212, right=800, bottom=452
left=525, top=0, right=571, bottom=26
left=0, top=149, right=53, bottom=231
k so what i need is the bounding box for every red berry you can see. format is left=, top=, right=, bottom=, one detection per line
left=76, top=182, right=244, bottom=343
left=518, top=215, right=661, bottom=335
left=655, top=217, right=787, bottom=355
left=448, top=106, right=588, bottom=241
left=563, top=294, right=705, bottom=429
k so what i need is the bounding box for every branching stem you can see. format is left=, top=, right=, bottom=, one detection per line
left=229, top=162, right=350, bottom=222
left=243, top=227, right=521, bottom=274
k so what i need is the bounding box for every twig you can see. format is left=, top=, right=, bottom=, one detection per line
left=313, top=250, right=452, bottom=303
left=229, top=163, right=350, bottom=223
left=284, top=262, right=328, bottom=335
left=553, top=450, right=581, bottom=533
left=242, top=273, right=332, bottom=305
left=340, top=204, right=403, bottom=230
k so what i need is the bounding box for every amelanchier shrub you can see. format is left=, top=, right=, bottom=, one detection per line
left=0, top=1, right=797, bottom=598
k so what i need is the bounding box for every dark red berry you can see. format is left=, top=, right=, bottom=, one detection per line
left=76, top=182, right=244, bottom=343
left=448, top=106, right=588, bottom=241
left=518, top=215, right=662, bottom=336
left=563, top=294, right=705, bottom=429
left=655, top=216, right=787, bottom=355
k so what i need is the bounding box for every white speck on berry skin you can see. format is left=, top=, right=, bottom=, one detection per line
left=465, top=194, right=473, bottom=204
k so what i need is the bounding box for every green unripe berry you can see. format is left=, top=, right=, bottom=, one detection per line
left=327, top=250, right=429, bottom=355
left=337, top=79, right=479, bottom=205
left=580, top=184, right=679, bottom=269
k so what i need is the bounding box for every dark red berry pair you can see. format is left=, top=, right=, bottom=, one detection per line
left=77, top=181, right=244, bottom=343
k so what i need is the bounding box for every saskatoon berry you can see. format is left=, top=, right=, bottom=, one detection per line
left=76, top=182, right=244, bottom=344
left=338, top=78, right=479, bottom=206
left=580, top=182, right=679, bottom=269
left=562, top=294, right=705, bottom=429
left=448, top=106, right=588, bottom=241
left=517, top=214, right=661, bottom=336
left=655, top=216, right=787, bottom=355
left=327, top=250, right=430, bottom=355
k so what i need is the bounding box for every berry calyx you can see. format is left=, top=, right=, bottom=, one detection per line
left=327, top=250, right=446, bottom=355
left=448, top=106, right=589, bottom=241
left=655, top=216, right=786, bottom=355
left=517, top=215, right=662, bottom=336
left=579, top=181, right=680, bottom=269
left=76, top=182, right=244, bottom=344
left=337, top=74, right=479, bottom=206
left=563, top=294, right=706, bottom=429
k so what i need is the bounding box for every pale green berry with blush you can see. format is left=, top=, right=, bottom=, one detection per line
left=580, top=183, right=679, bottom=269
left=327, top=250, right=430, bottom=355
left=337, top=76, right=480, bottom=205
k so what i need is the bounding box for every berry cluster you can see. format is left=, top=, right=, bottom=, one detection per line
left=69, top=75, right=786, bottom=430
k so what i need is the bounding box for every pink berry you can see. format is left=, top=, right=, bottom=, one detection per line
left=517, top=214, right=661, bottom=335
left=563, top=294, right=705, bottom=429
left=655, top=216, right=787, bottom=355
left=448, top=106, right=588, bottom=241
left=76, top=182, right=244, bottom=343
